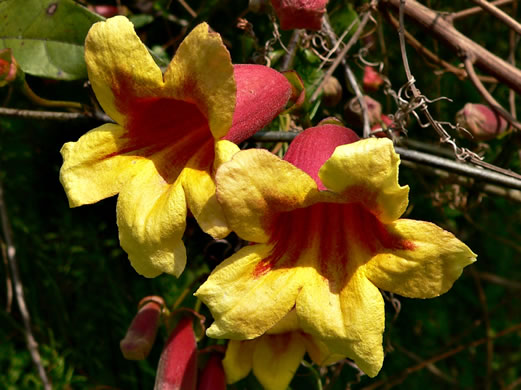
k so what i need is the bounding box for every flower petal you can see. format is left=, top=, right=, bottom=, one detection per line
left=195, top=244, right=304, bottom=339
left=181, top=142, right=231, bottom=239
left=365, top=219, right=477, bottom=298
left=60, top=123, right=144, bottom=207
left=222, top=339, right=257, bottom=384
left=116, top=160, right=187, bottom=278
left=319, top=138, right=409, bottom=223
left=252, top=333, right=306, bottom=390
left=301, top=334, right=345, bottom=366
left=215, top=149, right=321, bottom=243
left=296, top=268, right=385, bottom=377
left=84, top=16, right=164, bottom=125
left=164, top=23, right=235, bottom=139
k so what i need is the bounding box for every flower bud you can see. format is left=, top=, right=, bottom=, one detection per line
left=120, top=296, right=164, bottom=360
left=321, top=76, right=342, bottom=107
left=197, top=354, right=226, bottom=390
left=224, top=64, right=292, bottom=143
left=363, top=66, right=384, bottom=92
left=88, top=5, right=123, bottom=18
left=344, top=95, right=382, bottom=129
left=271, top=0, right=328, bottom=30
left=154, top=317, right=197, bottom=390
left=456, top=103, right=508, bottom=141
left=0, top=49, right=19, bottom=87
left=371, top=114, right=396, bottom=138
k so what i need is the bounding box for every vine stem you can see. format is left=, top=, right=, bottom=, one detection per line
left=0, top=180, right=51, bottom=390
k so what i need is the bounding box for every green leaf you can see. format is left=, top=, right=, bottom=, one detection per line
left=0, top=0, right=103, bottom=80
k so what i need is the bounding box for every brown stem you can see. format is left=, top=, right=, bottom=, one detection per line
left=381, top=0, right=521, bottom=95
left=471, top=0, right=521, bottom=34
left=449, top=0, right=513, bottom=22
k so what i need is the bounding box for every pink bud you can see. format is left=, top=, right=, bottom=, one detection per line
left=363, top=66, right=384, bottom=92
left=120, top=296, right=164, bottom=360
left=344, top=95, right=382, bottom=129
left=89, top=5, right=122, bottom=18
left=270, top=0, right=328, bottom=30
left=0, top=49, right=18, bottom=87
left=197, top=354, right=226, bottom=390
left=154, top=317, right=197, bottom=390
left=371, top=114, right=396, bottom=138
left=456, top=103, right=508, bottom=141
left=224, top=64, right=292, bottom=143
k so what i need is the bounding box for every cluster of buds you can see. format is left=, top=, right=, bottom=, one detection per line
left=120, top=297, right=226, bottom=390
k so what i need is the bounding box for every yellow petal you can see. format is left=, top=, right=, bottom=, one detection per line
left=84, top=16, right=163, bottom=125
left=223, top=339, right=257, bottom=384
left=252, top=333, right=306, bottom=390
left=195, top=244, right=305, bottom=339
left=164, top=23, right=235, bottom=139
left=215, top=149, right=321, bottom=243
left=213, top=140, right=240, bottom=170
left=59, top=123, right=144, bottom=207
left=116, top=160, right=187, bottom=278
left=302, top=334, right=345, bottom=366
left=365, top=219, right=477, bottom=298
left=296, top=268, right=385, bottom=377
left=181, top=142, right=230, bottom=239
left=319, top=138, right=409, bottom=223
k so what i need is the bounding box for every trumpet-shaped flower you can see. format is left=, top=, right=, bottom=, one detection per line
left=60, top=17, right=291, bottom=278
left=195, top=124, right=476, bottom=376
left=223, top=311, right=343, bottom=390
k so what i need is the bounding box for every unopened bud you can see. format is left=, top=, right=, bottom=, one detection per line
left=344, top=95, right=382, bottom=129
left=371, top=114, right=397, bottom=138
left=363, top=66, right=384, bottom=92
left=456, top=103, right=508, bottom=141
left=322, top=76, right=342, bottom=107
left=271, top=0, right=328, bottom=30
left=120, top=296, right=164, bottom=360
left=154, top=316, right=197, bottom=390
left=88, top=5, right=124, bottom=18
left=197, top=353, right=226, bottom=390
left=0, top=49, right=19, bottom=87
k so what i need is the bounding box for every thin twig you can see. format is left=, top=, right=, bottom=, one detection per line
left=0, top=107, right=113, bottom=123
left=322, top=16, right=371, bottom=138
left=463, top=57, right=521, bottom=131
left=383, top=10, right=497, bottom=82
left=0, top=180, right=51, bottom=390
left=449, top=0, right=513, bottom=22
left=280, top=30, right=301, bottom=71
left=471, top=0, right=521, bottom=35
left=1, top=239, right=13, bottom=312
left=478, top=272, right=521, bottom=290
left=362, top=322, right=521, bottom=390
left=508, top=0, right=518, bottom=120
left=310, top=11, right=372, bottom=102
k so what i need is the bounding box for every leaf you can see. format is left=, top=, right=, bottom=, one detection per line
left=0, top=0, right=103, bottom=80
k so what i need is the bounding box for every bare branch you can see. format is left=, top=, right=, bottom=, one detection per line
left=0, top=107, right=113, bottom=123
left=0, top=180, right=51, bottom=390
left=381, top=0, right=521, bottom=95
left=449, top=0, right=514, bottom=22
left=471, top=0, right=521, bottom=35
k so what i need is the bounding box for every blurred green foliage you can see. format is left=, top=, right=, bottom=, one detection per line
left=1, top=0, right=521, bottom=389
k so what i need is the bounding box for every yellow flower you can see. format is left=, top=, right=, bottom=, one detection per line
left=196, top=124, right=476, bottom=377
left=223, top=311, right=343, bottom=390
left=59, top=16, right=291, bottom=278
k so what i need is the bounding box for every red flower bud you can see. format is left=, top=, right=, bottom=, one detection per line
left=371, top=114, right=396, bottom=138
left=197, top=354, right=226, bottom=390
left=0, top=49, right=19, bottom=87
left=224, top=64, right=292, bottom=143
left=120, top=296, right=164, bottom=360
left=154, top=317, right=197, bottom=390
left=270, top=0, right=328, bottom=30
left=88, top=5, right=122, bottom=18
left=363, top=66, right=384, bottom=92
left=456, top=103, right=508, bottom=141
